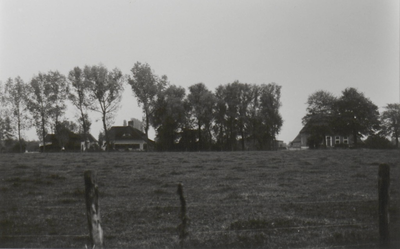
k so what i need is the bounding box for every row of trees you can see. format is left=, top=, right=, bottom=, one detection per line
left=129, top=62, right=283, bottom=151
left=0, top=62, right=283, bottom=152
left=303, top=88, right=400, bottom=148
left=0, top=66, right=125, bottom=152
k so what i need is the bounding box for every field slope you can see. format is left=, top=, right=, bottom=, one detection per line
left=1, top=150, right=399, bottom=248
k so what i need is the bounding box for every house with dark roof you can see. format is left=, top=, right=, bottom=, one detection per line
left=290, top=119, right=354, bottom=149
left=108, top=125, right=149, bottom=151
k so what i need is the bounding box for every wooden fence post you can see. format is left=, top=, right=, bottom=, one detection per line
left=84, top=170, right=103, bottom=249
left=378, top=164, right=390, bottom=247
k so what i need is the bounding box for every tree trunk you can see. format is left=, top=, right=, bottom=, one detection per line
left=102, top=115, right=109, bottom=151
left=240, top=127, right=245, bottom=151
left=353, top=130, right=358, bottom=147
left=80, top=108, right=88, bottom=151
left=18, top=115, right=22, bottom=153
left=145, top=114, right=149, bottom=151
left=42, top=116, right=46, bottom=153
left=198, top=121, right=202, bottom=151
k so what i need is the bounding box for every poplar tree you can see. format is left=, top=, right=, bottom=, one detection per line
left=68, top=67, right=92, bottom=150
left=84, top=65, right=124, bottom=150
left=4, top=77, right=29, bottom=152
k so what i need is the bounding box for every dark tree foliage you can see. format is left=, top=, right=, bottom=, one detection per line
left=213, top=85, right=228, bottom=150
left=84, top=65, right=124, bottom=150
left=212, top=82, right=283, bottom=151
left=27, top=71, right=67, bottom=152
left=129, top=62, right=168, bottom=142
left=4, top=77, right=29, bottom=152
left=151, top=85, right=186, bottom=151
left=363, top=135, right=394, bottom=149
left=380, top=103, right=400, bottom=148
left=186, top=83, right=216, bottom=151
left=332, top=88, right=380, bottom=147
left=68, top=67, right=92, bottom=150
left=47, top=71, right=68, bottom=135
left=256, top=83, right=283, bottom=150
left=55, top=120, right=79, bottom=149
left=302, top=90, right=337, bottom=147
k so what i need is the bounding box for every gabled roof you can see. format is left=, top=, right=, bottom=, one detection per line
left=109, top=126, right=147, bottom=141
left=299, top=115, right=332, bottom=134
left=80, top=133, right=97, bottom=142
left=44, top=132, right=97, bottom=143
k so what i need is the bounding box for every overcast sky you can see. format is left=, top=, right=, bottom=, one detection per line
left=1, top=0, right=399, bottom=144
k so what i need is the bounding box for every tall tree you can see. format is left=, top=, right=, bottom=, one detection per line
left=56, top=120, right=79, bottom=149
left=128, top=62, right=167, bottom=142
left=151, top=85, right=186, bottom=151
left=68, top=66, right=92, bottom=150
left=302, top=90, right=337, bottom=148
left=332, top=88, right=380, bottom=147
left=224, top=82, right=241, bottom=151
left=257, top=83, right=283, bottom=149
left=187, top=83, right=215, bottom=150
left=213, top=85, right=228, bottom=150
left=0, top=81, right=6, bottom=151
left=247, top=85, right=261, bottom=149
left=4, top=77, right=29, bottom=152
left=84, top=65, right=124, bottom=149
left=237, top=83, right=253, bottom=150
left=27, top=72, right=61, bottom=151
left=46, top=71, right=68, bottom=134
left=380, top=103, right=400, bottom=148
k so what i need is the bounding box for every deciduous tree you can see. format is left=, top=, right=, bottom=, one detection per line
left=380, top=103, right=400, bottom=148
left=84, top=65, right=124, bottom=150
left=27, top=72, right=64, bottom=151
left=128, top=62, right=167, bottom=142
left=68, top=67, right=92, bottom=150
left=47, top=71, right=68, bottom=134
left=4, top=77, right=29, bottom=152
left=302, top=90, right=337, bottom=147
left=151, top=85, right=186, bottom=151
left=332, top=88, right=380, bottom=147
left=187, top=83, right=215, bottom=150
left=257, top=83, right=283, bottom=149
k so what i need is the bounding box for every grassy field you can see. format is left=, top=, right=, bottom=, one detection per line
left=0, top=150, right=399, bottom=248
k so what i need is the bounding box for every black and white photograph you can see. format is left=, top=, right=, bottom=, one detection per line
left=0, top=0, right=399, bottom=248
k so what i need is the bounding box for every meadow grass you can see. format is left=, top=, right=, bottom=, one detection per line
left=0, top=150, right=399, bottom=248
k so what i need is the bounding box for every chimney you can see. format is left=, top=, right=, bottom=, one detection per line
left=123, top=120, right=127, bottom=126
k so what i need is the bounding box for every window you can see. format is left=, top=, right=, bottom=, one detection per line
left=335, top=136, right=340, bottom=144
left=326, top=136, right=332, bottom=146
left=343, top=136, right=348, bottom=144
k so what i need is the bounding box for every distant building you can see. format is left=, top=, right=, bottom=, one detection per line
left=290, top=122, right=354, bottom=149
left=273, top=140, right=286, bottom=149
left=39, top=132, right=98, bottom=152
left=108, top=119, right=151, bottom=151
left=124, top=118, right=144, bottom=132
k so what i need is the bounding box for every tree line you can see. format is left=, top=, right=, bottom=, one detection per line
left=0, top=62, right=283, bottom=152
left=303, top=89, right=400, bottom=149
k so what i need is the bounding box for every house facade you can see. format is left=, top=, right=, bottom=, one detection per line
left=108, top=122, right=149, bottom=151
left=291, top=125, right=354, bottom=149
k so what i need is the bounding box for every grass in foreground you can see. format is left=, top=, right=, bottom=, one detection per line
left=0, top=150, right=399, bottom=248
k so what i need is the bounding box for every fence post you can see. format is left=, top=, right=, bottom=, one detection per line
left=378, top=164, right=390, bottom=247
left=84, top=170, right=103, bottom=249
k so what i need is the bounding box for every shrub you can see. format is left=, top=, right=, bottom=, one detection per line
left=363, top=135, right=395, bottom=149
